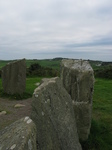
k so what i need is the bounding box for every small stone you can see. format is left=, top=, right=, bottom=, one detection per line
left=0, top=111, right=7, bottom=115
left=14, top=104, right=25, bottom=108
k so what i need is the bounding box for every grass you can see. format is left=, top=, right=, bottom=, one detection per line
left=81, top=78, right=112, bottom=150
left=81, top=119, right=112, bottom=150
left=26, top=77, right=43, bottom=94
left=93, top=78, right=112, bottom=119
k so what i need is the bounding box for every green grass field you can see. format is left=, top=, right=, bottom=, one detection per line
left=81, top=78, right=112, bottom=150
left=0, top=59, right=61, bottom=70
left=26, top=77, right=43, bottom=94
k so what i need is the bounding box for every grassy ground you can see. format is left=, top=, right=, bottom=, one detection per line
left=26, top=77, right=43, bottom=94
left=82, top=78, right=112, bottom=150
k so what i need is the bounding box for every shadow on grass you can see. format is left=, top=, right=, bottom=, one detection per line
left=0, top=89, right=32, bottom=100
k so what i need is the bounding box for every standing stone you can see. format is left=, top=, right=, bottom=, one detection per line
left=31, top=77, right=82, bottom=150
left=61, top=59, right=94, bottom=141
left=0, top=117, right=37, bottom=150
left=2, top=59, right=26, bottom=95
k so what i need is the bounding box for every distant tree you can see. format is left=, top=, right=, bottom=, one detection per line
left=29, top=63, right=41, bottom=71
left=27, top=63, right=59, bottom=77
left=94, top=66, right=112, bottom=79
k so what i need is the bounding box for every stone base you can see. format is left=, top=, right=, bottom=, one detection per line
left=73, top=102, right=92, bottom=141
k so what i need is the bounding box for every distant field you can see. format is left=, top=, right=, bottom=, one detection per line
left=26, top=59, right=61, bottom=70
left=0, top=60, right=12, bottom=69
left=0, top=59, right=61, bottom=70
left=0, top=59, right=111, bottom=71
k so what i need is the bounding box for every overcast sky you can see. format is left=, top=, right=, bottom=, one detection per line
left=0, top=0, right=112, bottom=61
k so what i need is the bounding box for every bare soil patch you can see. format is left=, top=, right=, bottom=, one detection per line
left=0, top=97, right=32, bottom=131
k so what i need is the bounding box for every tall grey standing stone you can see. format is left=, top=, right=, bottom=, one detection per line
left=31, top=77, right=82, bottom=150
left=2, top=59, right=26, bottom=95
left=61, top=59, right=94, bottom=141
left=0, top=117, right=37, bottom=150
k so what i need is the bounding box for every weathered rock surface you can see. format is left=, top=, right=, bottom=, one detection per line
left=35, top=82, right=40, bottom=86
left=73, top=102, right=92, bottom=141
left=31, top=77, right=82, bottom=150
left=61, top=59, right=94, bottom=141
left=1, top=59, right=26, bottom=95
left=0, top=116, right=37, bottom=150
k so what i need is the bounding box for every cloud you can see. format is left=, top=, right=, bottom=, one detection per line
left=0, top=0, right=112, bottom=61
